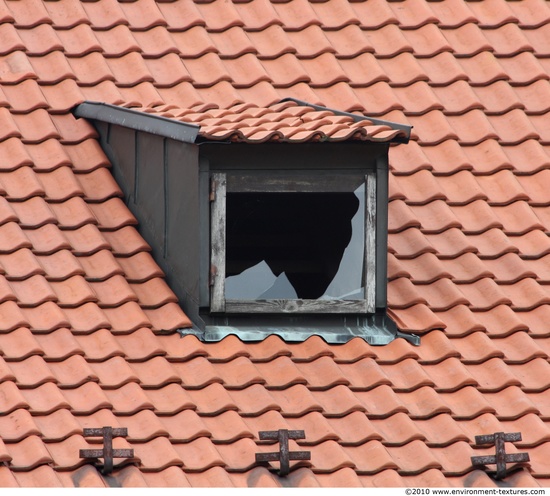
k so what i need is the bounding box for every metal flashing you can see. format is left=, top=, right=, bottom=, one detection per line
left=279, top=98, right=412, bottom=144
left=182, top=312, right=420, bottom=345
left=73, top=101, right=200, bottom=144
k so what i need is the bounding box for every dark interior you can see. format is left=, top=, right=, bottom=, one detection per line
left=226, top=192, right=360, bottom=299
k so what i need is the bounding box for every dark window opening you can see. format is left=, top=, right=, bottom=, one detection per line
left=225, top=191, right=363, bottom=300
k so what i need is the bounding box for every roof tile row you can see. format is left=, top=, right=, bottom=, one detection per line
left=1, top=0, right=550, bottom=486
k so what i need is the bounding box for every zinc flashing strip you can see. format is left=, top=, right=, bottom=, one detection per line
left=279, top=98, right=412, bottom=143
left=73, top=101, right=200, bottom=144
left=184, top=311, right=421, bottom=345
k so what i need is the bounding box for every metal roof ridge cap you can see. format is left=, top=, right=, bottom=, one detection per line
left=279, top=97, right=412, bottom=143
left=72, top=101, right=201, bottom=144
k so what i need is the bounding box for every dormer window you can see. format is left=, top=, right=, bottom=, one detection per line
left=73, top=100, right=416, bottom=345
left=209, top=168, right=376, bottom=314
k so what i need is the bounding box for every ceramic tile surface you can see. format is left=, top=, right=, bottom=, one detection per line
left=0, top=0, right=550, bottom=487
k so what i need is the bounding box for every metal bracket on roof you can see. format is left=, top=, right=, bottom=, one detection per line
left=471, top=432, right=530, bottom=480
left=279, top=97, right=412, bottom=143
left=255, top=429, right=311, bottom=476
left=79, top=427, right=135, bottom=475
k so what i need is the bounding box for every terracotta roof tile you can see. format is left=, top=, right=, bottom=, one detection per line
left=16, top=25, right=61, bottom=57
left=0, top=23, right=25, bottom=56
left=369, top=412, right=423, bottom=446
left=508, top=0, right=550, bottom=27
left=176, top=437, right=228, bottom=471
left=0, top=408, right=40, bottom=442
left=523, top=23, right=550, bottom=56
left=388, top=305, right=445, bottom=334
left=2, top=80, right=49, bottom=113
left=56, top=25, right=102, bottom=58
left=73, top=328, right=123, bottom=361
left=403, top=25, right=454, bottom=58
left=114, top=327, right=165, bottom=361
left=0, top=51, right=38, bottom=84
left=11, top=466, right=65, bottom=487
left=89, top=275, right=136, bottom=307
left=10, top=274, right=56, bottom=307
left=20, top=381, right=70, bottom=414
left=487, top=386, right=540, bottom=420
left=161, top=334, right=209, bottom=363
left=204, top=356, right=262, bottom=389
left=371, top=333, right=420, bottom=364
left=0, top=381, right=28, bottom=415
left=236, top=26, right=286, bottom=60
left=144, top=302, right=193, bottom=331
left=183, top=383, right=237, bottom=416
left=128, top=27, right=177, bottom=58
left=29, top=51, right=78, bottom=85
left=131, top=356, right=183, bottom=388
left=388, top=228, right=435, bottom=258
left=391, top=82, right=441, bottom=117
left=99, top=382, right=151, bottom=415
left=48, top=354, right=99, bottom=388
left=497, top=331, right=547, bottom=364
left=0, top=327, right=43, bottom=360
left=184, top=466, right=237, bottom=487
left=44, top=0, right=91, bottom=29
left=78, top=0, right=126, bottom=30
left=89, top=356, right=140, bottom=388
left=0, top=197, right=19, bottom=226
left=118, top=0, right=167, bottom=31
left=6, top=435, right=53, bottom=470
left=1, top=0, right=550, bottom=487
left=0, top=138, right=33, bottom=171
left=441, top=24, right=491, bottom=58
left=206, top=409, right=257, bottom=443
left=380, top=358, right=434, bottom=392
left=510, top=359, right=550, bottom=393
left=79, top=81, right=125, bottom=107
left=27, top=139, right=72, bottom=172
left=34, top=327, right=83, bottom=361
left=120, top=466, right=185, bottom=488
left=499, top=52, right=549, bottom=85
left=0, top=108, right=22, bottom=141
left=6, top=0, right=51, bottom=28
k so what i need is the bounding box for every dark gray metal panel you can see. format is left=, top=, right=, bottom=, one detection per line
left=94, top=121, right=203, bottom=325
left=201, top=142, right=382, bottom=171
left=73, top=101, right=200, bottom=143
left=106, top=125, right=137, bottom=203
left=165, top=138, right=200, bottom=308
left=198, top=157, right=211, bottom=307
left=376, top=153, right=389, bottom=310
left=136, top=133, right=166, bottom=246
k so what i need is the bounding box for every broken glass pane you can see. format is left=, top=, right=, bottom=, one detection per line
left=321, top=184, right=365, bottom=300
left=225, top=185, right=364, bottom=301
left=225, top=260, right=298, bottom=300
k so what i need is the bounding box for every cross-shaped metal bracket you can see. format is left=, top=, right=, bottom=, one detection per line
left=79, top=427, right=134, bottom=475
left=471, top=432, right=530, bottom=480
left=255, top=429, right=311, bottom=476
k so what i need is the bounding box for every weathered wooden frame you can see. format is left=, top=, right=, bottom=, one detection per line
left=210, top=171, right=376, bottom=314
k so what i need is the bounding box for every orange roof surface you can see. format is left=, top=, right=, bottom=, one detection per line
left=118, top=99, right=411, bottom=143
left=0, top=0, right=550, bottom=488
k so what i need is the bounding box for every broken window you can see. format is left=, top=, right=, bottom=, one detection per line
left=210, top=172, right=376, bottom=314
left=225, top=188, right=364, bottom=301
